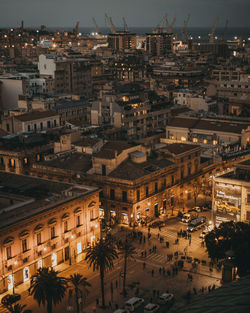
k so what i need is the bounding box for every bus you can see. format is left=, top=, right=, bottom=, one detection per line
left=187, top=216, right=206, bottom=232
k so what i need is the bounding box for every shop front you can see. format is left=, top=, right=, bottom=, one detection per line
left=213, top=182, right=242, bottom=226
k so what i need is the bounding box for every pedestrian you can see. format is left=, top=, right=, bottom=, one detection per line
left=144, top=236, right=146, bottom=243
left=96, top=298, right=99, bottom=306
left=115, top=280, right=118, bottom=288
left=158, top=232, right=160, bottom=239
left=152, top=269, right=154, bottom=277
left=145, top=250, right=147, bottom=257
left=141, top=251, right=144, bottom=257
left=159, top=267, right=162, bottom=275
left=157, top=290, right=160, bottom=297
left=143, top=262, right=146, bottom=269
left=149, top=248, right=152, bottom=254
left=109, top=301, right=112, bottom=308
left=193, top=288, right=197, bottom=295
left=167, top=270, right=171, bottom=277
left=189, top=237, right=191, bottom=246
left=163, top=267, right=165, bottom=275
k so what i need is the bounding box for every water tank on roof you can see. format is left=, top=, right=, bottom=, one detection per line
left=130, top=150, right=147, bottom=163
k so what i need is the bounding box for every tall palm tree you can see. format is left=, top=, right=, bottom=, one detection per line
left=118, top=238, right=136, bottom=295
left=85, top=237, right=118, bottom=307
left=29, top=267, right=68, bottom=313
left=68, top=273, right=91, bottom=313
left=3, top=303, right=31, bottom=313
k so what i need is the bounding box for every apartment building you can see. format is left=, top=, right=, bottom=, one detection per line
left=0, top=172, right=100, bottom=295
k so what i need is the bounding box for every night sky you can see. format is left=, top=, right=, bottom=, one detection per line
left=1, top=0, right=250, bottom=28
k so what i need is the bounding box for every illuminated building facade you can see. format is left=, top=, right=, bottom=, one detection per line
left=0, top=172, right=100, bottom=295
left=212, top=159, right=250, bottom=226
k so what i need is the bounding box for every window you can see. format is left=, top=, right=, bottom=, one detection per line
left=64, top=220, right=68, bottom=233
left=51, top=226, right=55, bottom=239
left=22, top=239, right=27, bottom=252
left=146, top=186, right=149, bottom=197
left=6, top=246, right=12, bottom=260
left=6, top=123, right=10, bottom=132
left=155, top=182, right=158, bottom=193
left=54, top=120, right=57, bottom=127
left=122, top=191, right=127, bottom=202
left=193, top=138, right=198, bottom=143
left=9, top=159, right=15, bottom=168
left=188, top=167, right=191, bottom=175
left=163, top=179, right=166, bottom=188
left=247, top=194, right=250, bottom=204
left=37, top=233, right=41, bottom=245
left=110, top=189, right=115, bottom=200
left=34, top=124, right=37, bottom=131
left=27, top=125, right=31, bottom=132
left=76, top=215, right=81, bottom=227
left=102, top=165, right=106, bottom=176
left=47, top=121, right=51, bottom=128
left=40, top=122, right=43, bottom=130
left=137, top=190, right=140, bottom=201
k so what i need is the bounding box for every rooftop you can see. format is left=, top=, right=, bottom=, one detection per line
left=168, top=117, right=249, bottom=134
left=162, top=143, right=200, bottom=156
left=108, top=157, right=174, bottom=180
left=0, top=172, right=98, bottom=230
left=15, top=111, right=58, bottom=122
left=94, top=141, right=138, bottom=159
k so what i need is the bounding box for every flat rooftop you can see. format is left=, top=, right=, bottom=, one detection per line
left=0, top=172, right=99, bottom=230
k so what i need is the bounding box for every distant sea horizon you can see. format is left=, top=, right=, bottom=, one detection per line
left=48, top=26, right=250, bottom=40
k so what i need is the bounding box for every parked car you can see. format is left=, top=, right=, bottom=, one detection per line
left=1, top=293, right=21, bottom=305
left=114, top=310, right=129, bottom=313
left=144, top=303, right=160, bottom=313
left=189, top=206, right=201, bottom=213
left=148, top=220, right=165, bottom=228
left=125, top=297, right=144, bottom=312
left=158, top=293, right=174, bottom=304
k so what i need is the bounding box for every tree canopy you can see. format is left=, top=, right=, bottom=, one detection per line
left=205, top=221, right=250, bottom=276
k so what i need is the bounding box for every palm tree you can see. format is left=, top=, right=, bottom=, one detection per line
left=85, top=237, right=118, bottom=307
left=3, top=303, right=31, bottom=313
left=68, top=273, right=91, bottom=313
left=29, top=267, right=68, bottom=313
left=118, top=238, right=136, bottom=295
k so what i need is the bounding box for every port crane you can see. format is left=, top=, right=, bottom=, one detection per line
left=74, top=21, right=80, bottom=37
left=105, top=13, right=117, bottom=34
left=166, top=15, right=176, bottom=33
left=92, top=18, right=101, bottom=35
left=153, top=13, right=167, bottom=33
left=182, top=14, right=190, bottom=41
left=122, top=17, right=129, bottom=32
left=208, top=17, right=219, bottom=43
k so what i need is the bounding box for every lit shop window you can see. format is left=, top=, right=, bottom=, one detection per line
left=51, top=253, right=57, bottom=267
left=181, top=137, right=186, bottom=141
left=213, top=140, right=217, bottom=145
left=77, top=242, right=82, bottom=254
left=7, top=274, right=14, bottom=291
left=203, top=139, right=208, bottom=144
left=23, top=267, right=29, bottom=282
left=38, top=259, right=43, bottom=269
left=193, top=138, right=198, bottom=143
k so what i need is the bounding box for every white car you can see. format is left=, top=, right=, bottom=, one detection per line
left=125, top=297, right=144, bottom=312
left=144, top=303, right=160, bottom=313
left=200, top=230, right=209, bottom=239
left=158, top=293, right=174, bottom=304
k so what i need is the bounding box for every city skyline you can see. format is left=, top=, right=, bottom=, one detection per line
left=1, top=0, right=250, bottom=28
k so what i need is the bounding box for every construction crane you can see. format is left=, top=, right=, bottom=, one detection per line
left=182, top=14, right=190, bottom=41
left=208, top=17, right=219, bottom=43
left=74, top=21, right=80, bottom=37
left=166, top=15, right=176, bottom=33
left=92, top=18, right=101, bottom=35
left=20, top=20, right=24, bottom=34
left=122, top=17, right=129, bottom=32
left=105, top=13, right=117, bottom=34
left=153, top=13, right=167, bottom=33
left=222, top=19, right=229, bottom=41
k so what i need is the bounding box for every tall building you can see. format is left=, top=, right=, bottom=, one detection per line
left=38, top=54, right=92, bottom=96
left=107, top=32, right=136, bottom=51
left=146, top=32, right=173, bottom=56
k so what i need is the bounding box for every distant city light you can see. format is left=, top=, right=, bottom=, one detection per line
left=234, top=36, right=237, bottom=40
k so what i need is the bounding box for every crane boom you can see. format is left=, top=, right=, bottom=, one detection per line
left=105, top=13, right=117, bottom=34
left=122, top=17, right=129, bottom=32
left=153, top=13, right=167, bottom=33
left=208, top=17, right=219, bottom=43
left=182, top=14, right=190, bottom=41
left=166, top=15, right=176, bottom=33
left=74, top=21, right=80, bottom=36
left=92, top=18, right=101, bottom=35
